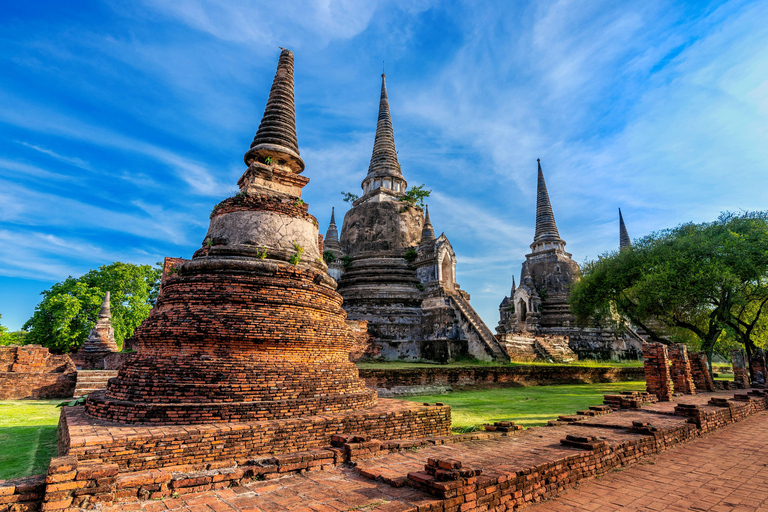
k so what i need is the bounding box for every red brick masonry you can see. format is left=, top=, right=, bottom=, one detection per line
left=0, top=345, right=76, bottom=400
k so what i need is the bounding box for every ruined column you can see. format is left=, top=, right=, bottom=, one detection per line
left=731, top=348, right=750, bottom=389
left=668, top=344, right=696, bottom=394
left=643, top=342, right=673, bottom=401
left=689, top=352, right=715, bottom=392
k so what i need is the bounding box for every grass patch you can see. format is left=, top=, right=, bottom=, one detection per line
left=356, top=359, right=643, bottom=370
left=401, top=381, right=646, bottom=432
left=0, top=400, right=62, bottom=480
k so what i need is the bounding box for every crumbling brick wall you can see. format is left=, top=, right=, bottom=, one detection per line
left=643, top=342, right=672, bottom=401
left=0, top=345, right=76, bottom=399
left=668, top=344, right=696, bottom=394
left=689, top=352, right=715, bottom=392
left=731, top=348, right=750, bottom=388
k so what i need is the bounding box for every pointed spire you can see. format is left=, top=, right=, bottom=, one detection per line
left=364, top=74, right=403, bottom=183
left=244, top=48, right=304, bottom=173
left=325, top=207, right=339, bottom=242
left=619, top=208, right=632, bottom=250
left=511, top=276, right=516, bottom=295
left=98, top=291, right=111, bottom=319
left=533, top=159, right=563, bottom=245
left=420, top=205, right=435, bottom=244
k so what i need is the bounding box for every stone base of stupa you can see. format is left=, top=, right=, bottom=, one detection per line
left=59, top=398, right=451, bottom=471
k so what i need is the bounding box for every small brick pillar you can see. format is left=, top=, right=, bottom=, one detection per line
left=690, top=352, right=715, bottom=392
left=749, top=348, right=766, bottom=386
left=643, top=343, right=673, bottom=401
left=668, top=344, right=696, bottom=394
left=731, top=349, right=750, bottom=388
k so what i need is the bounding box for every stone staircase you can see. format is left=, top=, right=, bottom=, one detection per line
left=449, top=294, right=509, bottom=362
left=534, top=336, right=578, bottom=363
left=73, top=370, right=118, bottom=397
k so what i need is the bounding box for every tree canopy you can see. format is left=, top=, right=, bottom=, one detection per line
left=23, top=262, right=161, bottom=353
left=570, top=212, right=768, bottom=365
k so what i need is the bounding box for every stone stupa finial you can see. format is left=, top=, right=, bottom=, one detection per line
left=511, top=276, right=516, bottom=295
left=325, top=207, right=339, bottom=243
left=243, top=48, right=304, bottom=173
left=420, top=205, right=435, bottom=244
left=532, top=159, right=564, bottom=250
left=619, top=208, right=632, bottom=250
left=98, top=291, right=111, bottom=318
left=360, top=73, right=406, bottom=195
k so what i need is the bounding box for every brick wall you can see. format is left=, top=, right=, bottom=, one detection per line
left=359, top=366, right=644, bottom=396
left=731, top=349, right=750, bottom=388
left=668, top=344, right=696, bottom=394
left=0, top=345, right=76, bottom=399
left=643, top=343, right=672, bottom=401
left=690, top=351, right=716, bottom=392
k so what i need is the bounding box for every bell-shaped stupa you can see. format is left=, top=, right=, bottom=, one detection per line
left=85, top=49, right=376, bottom=424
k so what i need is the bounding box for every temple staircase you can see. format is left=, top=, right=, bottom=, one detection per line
left=449, top=294, right=509, bottom=362
left=74, top=370, right=118, bottom=397
left=533, top=337, right=577, bottom=363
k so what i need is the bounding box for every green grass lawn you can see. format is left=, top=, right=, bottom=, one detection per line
left=356, top=359, right=643, bottom=370
left=0, top=400, right=62, bottom=480
left=401, top=381, right=646, bottom=432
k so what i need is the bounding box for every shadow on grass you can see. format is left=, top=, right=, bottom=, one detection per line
left=0, top=425, right=59, bottom=480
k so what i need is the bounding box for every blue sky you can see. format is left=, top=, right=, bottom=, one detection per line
left=1, top=0, right=767, bottom=332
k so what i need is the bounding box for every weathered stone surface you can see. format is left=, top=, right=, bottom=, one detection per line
left=0, top=345, right=76, bottom=399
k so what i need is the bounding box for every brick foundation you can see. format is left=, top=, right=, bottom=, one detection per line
left=643, top=342, right=672, bottom=401
left=62, top=399, right=450, bottom=472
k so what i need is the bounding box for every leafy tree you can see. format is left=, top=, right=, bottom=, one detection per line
left=0, top=315, right=28, bottom=346
left=23, top=262, right=161, bottom=353
left=399, top=184, right=431, bottom=208
left=570, top=212, right=768, bottom=369
left=341, top=191, right=359, bottom=203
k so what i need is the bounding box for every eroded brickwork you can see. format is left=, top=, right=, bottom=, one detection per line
left=668, top=344, right=696, bottom=394
left=643, top=342, right=672, bottom=401
left=690, top=351, right=716, bottom=392
left=731, top=348, right=750, bottom=388
left=0, top=345, right=76, bottom=399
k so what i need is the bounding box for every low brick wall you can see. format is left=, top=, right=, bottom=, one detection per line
left=0, top=345, right=77, bottom=400
left=59, top=399, right=451, bottom=472
left=358, top=366, right=644, bottom=397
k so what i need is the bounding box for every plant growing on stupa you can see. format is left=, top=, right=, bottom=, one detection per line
left=399, top=184, right=431, bottom=208
left=289, top=242, right=304, bottom=265
left=341, top=191, right=359, bottom=203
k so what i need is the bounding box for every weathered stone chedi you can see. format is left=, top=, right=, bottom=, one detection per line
left=329, top=74, right=507, bottom=363
left=71, top=292, right=120, bottom=370
left=85, top=50, right=377, bottom=424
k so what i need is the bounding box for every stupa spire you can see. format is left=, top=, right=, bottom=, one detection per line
left=511, top=276, right=516, bottom=295
left=364, top=74, right=404, bottom=184
left=244, top=48, right=304, bottom=173
left=619, top=208, right=632, bottom=250
left=533, top=159, right=562, bottom=245
left=325, top=207, right=339, bottom=243
left=98, top=291, right=111, bottom=318
left=420, top=205, right=435, bottom=244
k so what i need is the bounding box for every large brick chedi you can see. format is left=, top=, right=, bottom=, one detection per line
left=85, top=50, right=376, bottom=424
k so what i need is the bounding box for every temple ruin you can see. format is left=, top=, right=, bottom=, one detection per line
left=324, top=74, right=507, bottom=363
left=497, top=160, right=643, bottom=360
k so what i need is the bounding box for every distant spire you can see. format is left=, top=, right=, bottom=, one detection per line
left=325, top=207, right=339, bottom=242
left=364, top=74, right=403, bottom=182
left=533, top=159, right=562, bottom=244
left=244, top=48, right=304, bottom=173
left=511, top=276, right=516, bottom=295
left=619, top=208, right=632, bottom=250
left=420, top=205, right=435, bottom=244
left=98, top=291, right=111, bottom=319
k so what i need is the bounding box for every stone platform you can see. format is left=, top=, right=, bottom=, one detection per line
left=17, top=388, right=766, bottom=511
left=59, top=399, right=451, bottom=471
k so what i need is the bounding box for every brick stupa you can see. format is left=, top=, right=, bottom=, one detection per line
left=85, top=49, right=378, bottom=424
left=72, top=292, right=119, bottom=369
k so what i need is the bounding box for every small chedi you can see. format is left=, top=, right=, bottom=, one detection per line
left=85, top=50, right=384, bottom=425
left=71, top=292, right=119, bottom=370
left=497, top=160, right=643, bottom=360
left=323, top=74, right=507, bottom=363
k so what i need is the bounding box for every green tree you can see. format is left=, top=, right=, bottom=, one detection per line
left=570, top=212, right=768, bottom=369
left=23, top=262, right=161, bottom=353
left=399, top=184, right=431, bottom=208
left=0, top=314, right=27, bottom=346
